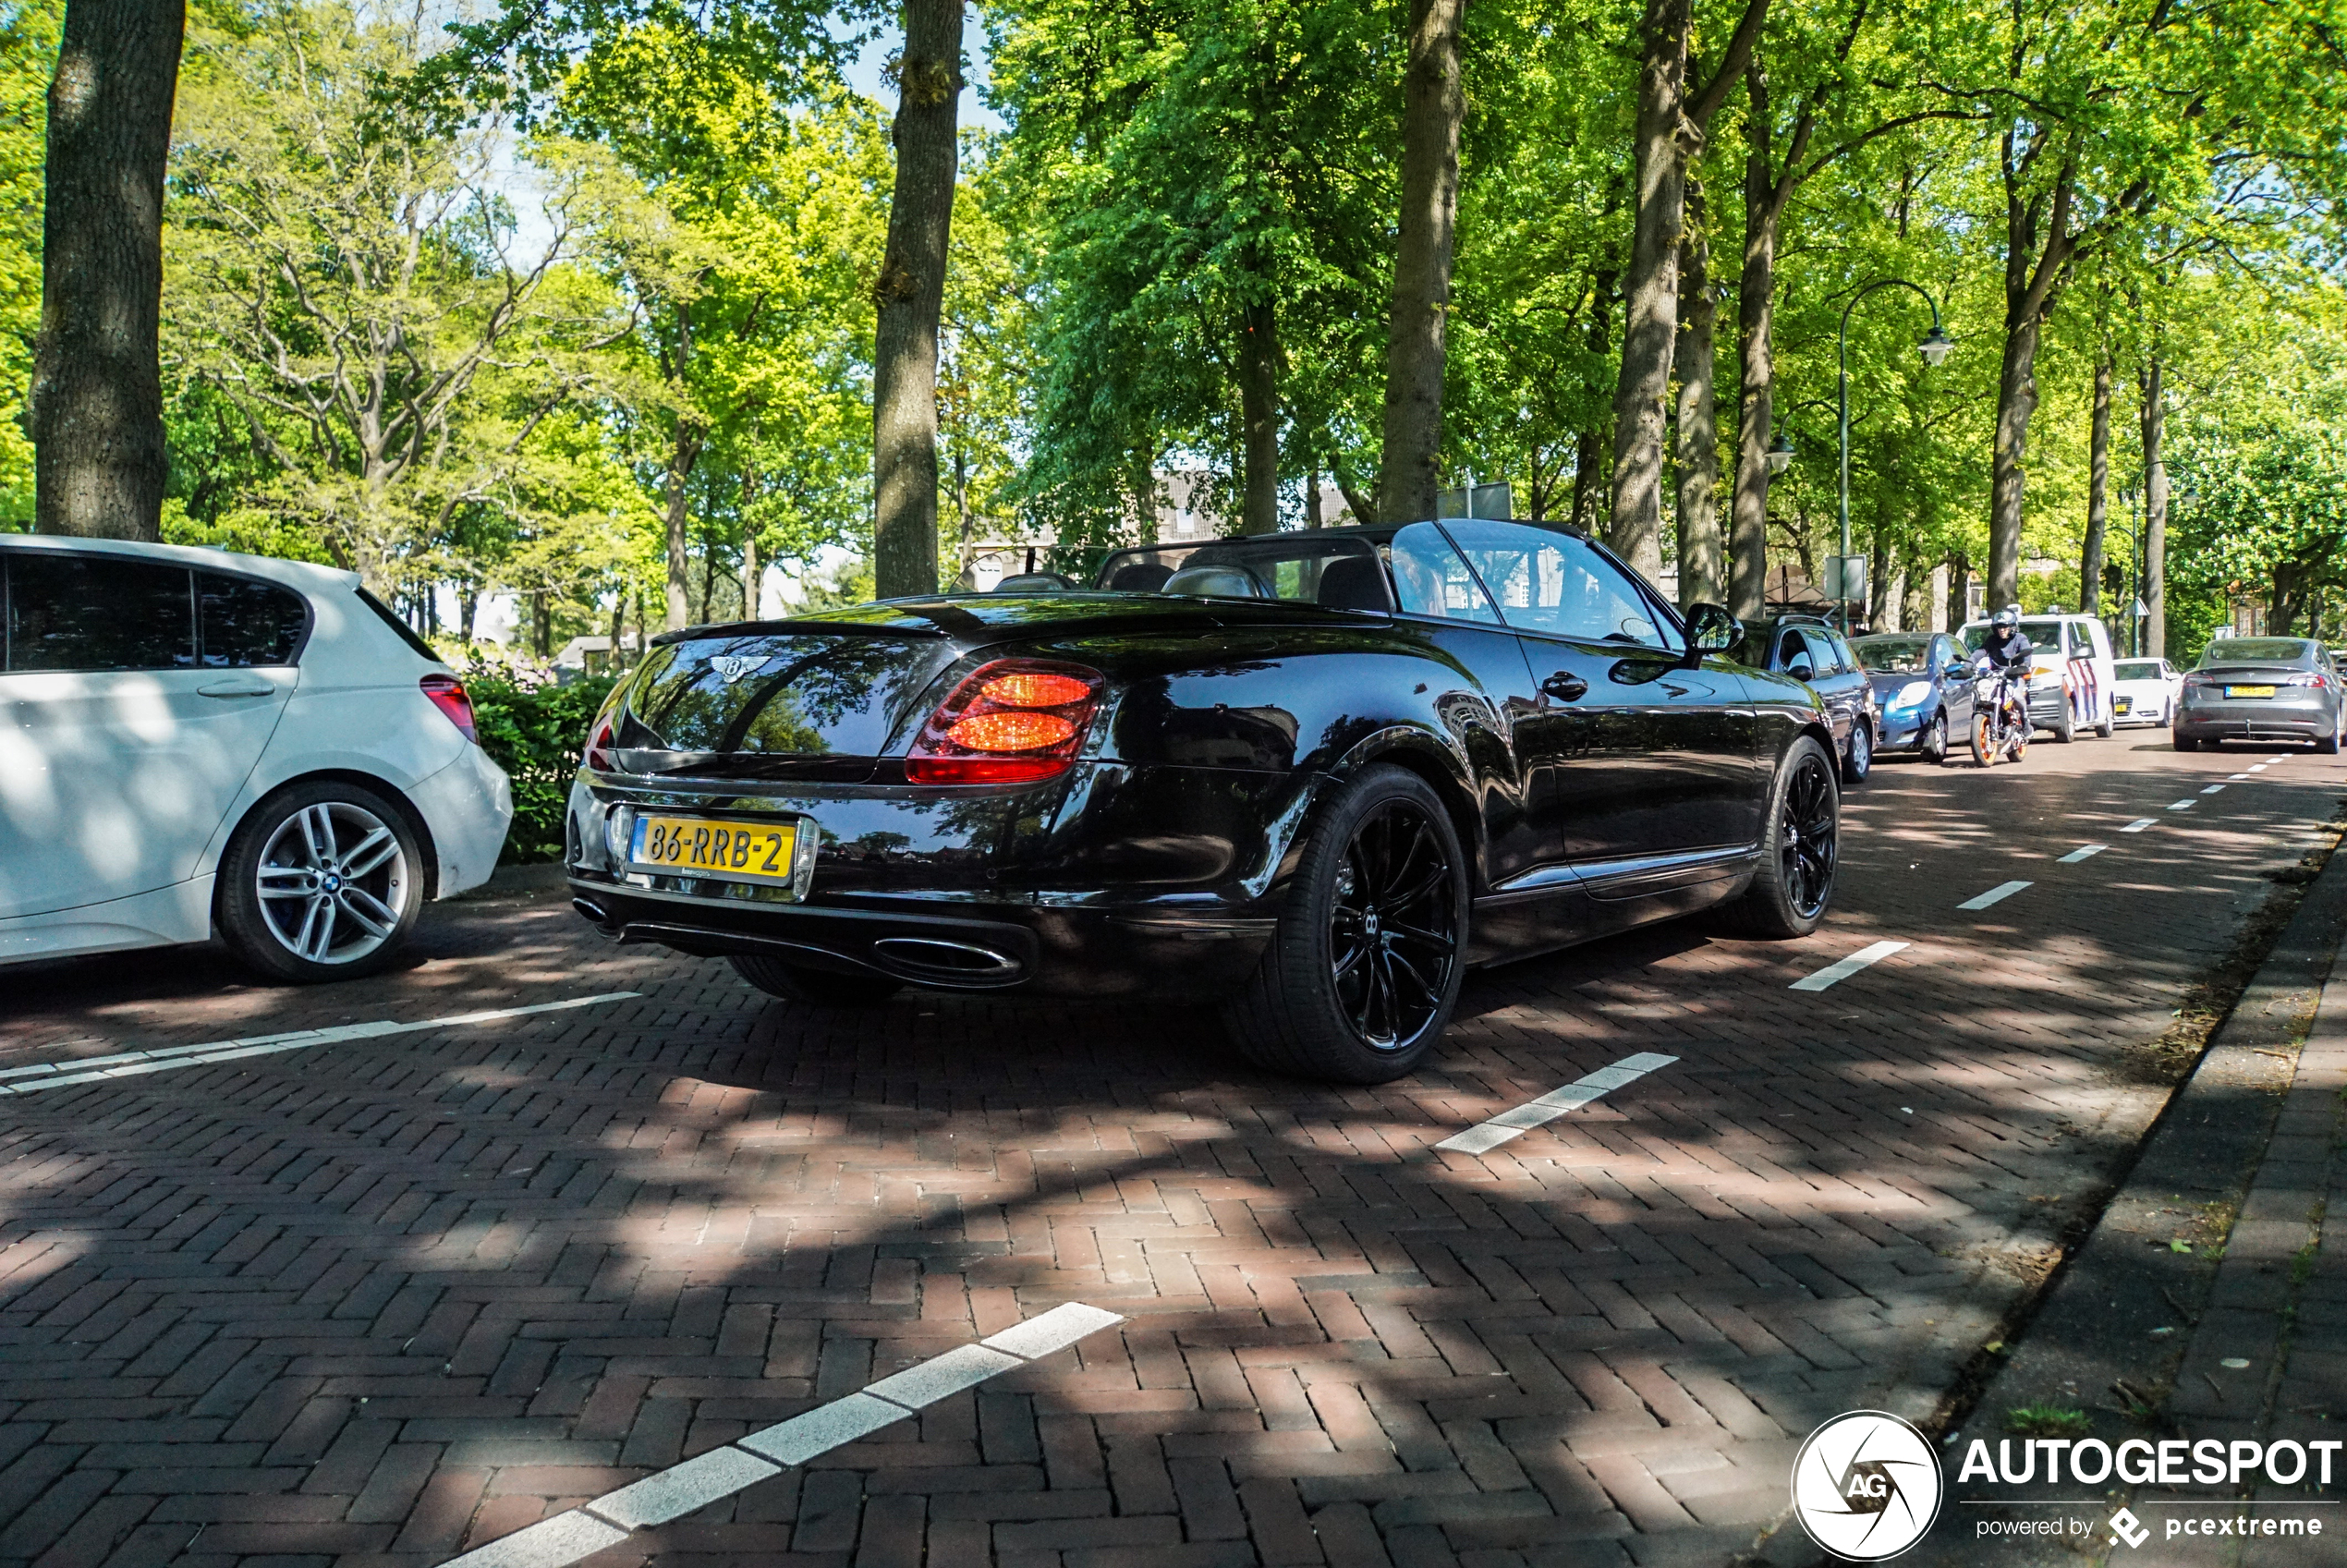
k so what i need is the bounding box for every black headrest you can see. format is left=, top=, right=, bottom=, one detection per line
left=1318, top=554, right=1391, bottom=611
left=1107, top=563, right=1174, bottom=592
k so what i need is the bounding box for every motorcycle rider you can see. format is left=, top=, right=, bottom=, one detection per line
left=1979, top=605, right=2034, bottom=671
left=1976, top=606, right=2035, bottom=753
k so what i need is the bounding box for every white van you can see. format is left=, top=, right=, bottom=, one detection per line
left=1957, top=612, right=2119, bottom=741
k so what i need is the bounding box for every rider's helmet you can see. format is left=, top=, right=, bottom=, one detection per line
left=1991, top=605, right=2021, bottom=631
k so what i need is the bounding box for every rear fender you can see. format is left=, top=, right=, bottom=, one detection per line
left=1251, top=725, right=1487, bottom=905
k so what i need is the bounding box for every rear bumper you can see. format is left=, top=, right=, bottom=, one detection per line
left=561, top=762, right=1302, bottom=998
left=2177, top=694, right=2335, bottom=743
left=568, top=878, right=1275, bottom=999
left=411, top=746, right=515, bottom=898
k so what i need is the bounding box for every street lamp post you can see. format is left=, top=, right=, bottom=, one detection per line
left=1836, top=279, right=1953, bottom=630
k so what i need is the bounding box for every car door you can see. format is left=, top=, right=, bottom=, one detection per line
left=1931, top=635, right=1976, bottom=731
left=0, top=552, right=298, bottom=920
left=1442, top=519, right=1759, bottom=887
left=1780, top=627, right=1852, bottom=747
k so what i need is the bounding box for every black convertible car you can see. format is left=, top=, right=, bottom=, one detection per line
left=565, top=519, right=1840, bottom=1082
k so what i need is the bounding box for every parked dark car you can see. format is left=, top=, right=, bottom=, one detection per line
left=1739, top=613, right=1879, bottom=784
left=1850, top=631, right=1974, bottom=763
left=2176, top=637, right=2344, bottom=753
left=565, top=519, right=1842, bottom=1083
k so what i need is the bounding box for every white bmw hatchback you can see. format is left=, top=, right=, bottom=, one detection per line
left=1, top=535, right=512, bottom=980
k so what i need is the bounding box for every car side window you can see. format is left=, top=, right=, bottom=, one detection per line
left=1388, top=523, right=1501, bottom=624
left=5, top=553, right=196, bottom=673
left=198, top=573, right=309, bottom=667
left=1827, top=632, right=1859, bottom=675
left=1785, top=628, right=1832, bottom=675
left=1438, top=518, right=1680, bottom=651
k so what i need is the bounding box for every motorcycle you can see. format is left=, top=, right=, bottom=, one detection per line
left=1969, top=655, right=2033, bottom=767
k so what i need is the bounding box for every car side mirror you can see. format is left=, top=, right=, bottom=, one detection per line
left=1685, top=602, right=1742, bottom=655
left=1786, top=659, right=1815, bottom=682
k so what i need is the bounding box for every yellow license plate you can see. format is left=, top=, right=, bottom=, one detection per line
left=630, top=814, right=798, bottom=885
left=2228, top=685, right=2277, bottom=699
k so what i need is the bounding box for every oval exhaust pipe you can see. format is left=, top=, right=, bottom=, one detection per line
left=572, top=896, right=612, bottom=927
left=869, top=936, right=1024, bottom=987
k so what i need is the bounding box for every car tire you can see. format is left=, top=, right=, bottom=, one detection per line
left=731, top=954, right=905, bottom=1007
left=2053, top=704, right=2075, bottom=743
left=2096, top=701, right=2115, bottom=738
left=1223, top=764, right=1467, bottom=1084
left=2320, top=717, right=2342, bottom=756
left=1715, top=735, right=1839, bottom=940
left=1920, top=710, right=1949, bottom=764
left=2174, top=734, right=2199, bottom=752
left=216, top=780, right=425, bottom=983
left=1842, top=720, right=1872, bottom=784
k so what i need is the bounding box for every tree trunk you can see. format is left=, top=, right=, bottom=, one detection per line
left=609, top=594, right=625, bottom=662
left=1672, top=180, right=1720, bottom=607
left=1571, top=267, right=1617, bottom=534
left=1946, top=553, right=1968, bottom=632
left=2142, top=355, right=2167, bottom=659
left=1238, top=297, right=1282, bottom=536
left=31, top=0, right=186, bottom=541
left=662, top=423, right=701, bottom=631
left=1988, top=314, right=2040, bottom=612
left=1604, top=0, right=1689, bottom=580
left=532, top=590, right=550, bottom=660
left=1374, top=0, right=1468, bottom=524
left=2081, top=348, right=2110, bottom=617
left=1730, top=95, right=1780, bottom=625
left=742, top=525, right=760, bottom=621
left=871, top=0, right=964, bottom=600
left=1305, top=460, right=1324, bottom=529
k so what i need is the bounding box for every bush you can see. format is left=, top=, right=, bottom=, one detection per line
left=466, top=669, right=619, bottom=863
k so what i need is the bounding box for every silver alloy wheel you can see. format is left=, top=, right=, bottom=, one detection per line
left=254, top=801, right=410, bottom=966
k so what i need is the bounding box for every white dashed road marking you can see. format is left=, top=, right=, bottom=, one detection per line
left=2251, top=763, right=2270, bottom=772
left=1436, top=1052, right=1679, bottom=1154
left=0, top=993, right=642, bottom=1096
left=2203, top=784, right=2226, bottom=795
left=1958, top=881, right=2034, bottom=910
left=1790, top=940, right=1909, bottom=992
left=2169, top=799, right=2197, bottom=810
left=2229, top=773, right=2253, bottom=780
left=437, top=1304, right=1125, bottom=1568
left=2058, top=845, right=2109, bottom=863
left=2121, top=819, right=2158, bottom=833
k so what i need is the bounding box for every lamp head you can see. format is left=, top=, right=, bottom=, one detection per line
left=1916, top=325, right=1955, bottom=367
left=1765, top=433, right=1794, bottom=476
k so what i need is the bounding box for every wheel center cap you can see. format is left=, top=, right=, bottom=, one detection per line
left=321, top=873, right=342, bottom=893
left=1364, top=910, right=1381, bottom=938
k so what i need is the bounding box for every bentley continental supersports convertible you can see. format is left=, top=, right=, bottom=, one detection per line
left=565, top=518, right=1839, bottom=1082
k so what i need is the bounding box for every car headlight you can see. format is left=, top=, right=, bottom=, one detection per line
left=1890, top=680, right=1934, bottom=711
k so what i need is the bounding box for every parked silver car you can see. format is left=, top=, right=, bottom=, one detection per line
left=2175, top=638, right=2343, bottom=753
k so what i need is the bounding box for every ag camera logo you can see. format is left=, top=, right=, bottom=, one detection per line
left=1792, top=1411, right=1944, bottom=1561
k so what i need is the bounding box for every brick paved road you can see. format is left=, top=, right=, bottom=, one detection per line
left=2, top=735, right=2342, bottom=1568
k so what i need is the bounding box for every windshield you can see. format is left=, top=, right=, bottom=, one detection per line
left=2199, top=638, right=2317, bottom=667
left=1093, top=534, right=1392, bottom=610
left=2113, top=660, right=2163, bottom=680
left=1851, top=635, right=1932, bottom=673
left=1962, top=619, right=2066, bottom=653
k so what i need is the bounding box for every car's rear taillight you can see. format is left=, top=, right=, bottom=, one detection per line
left=2286, top=673, right=2330, bottom=687
left=420, top=675, right=478, bottom=742
left=906, top=659, right=1104, bottom=784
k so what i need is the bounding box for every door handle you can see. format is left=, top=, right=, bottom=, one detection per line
left=1541, top=672, right=1588, bottom=702
left=198, top=682, right=275, bottom=699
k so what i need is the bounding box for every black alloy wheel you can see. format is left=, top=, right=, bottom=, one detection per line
left=1715, top=735, right=1838, bottom=939
left=1327, top=799, right=1460, bottom=1052
left=1780, top=749, right=1839, bottom=920
left=1225, top=765, right=1468, bottom=1083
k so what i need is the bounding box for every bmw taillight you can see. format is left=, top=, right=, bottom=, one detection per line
left=420, top=675, right=478, bottom=742
left=906, top=660, right=1104, bottom=784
